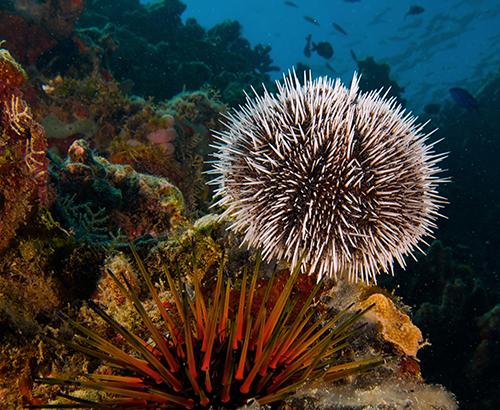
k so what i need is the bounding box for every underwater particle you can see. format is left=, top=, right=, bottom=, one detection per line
left=35, top=252, right=381, bottom=408
left=210, top=70, right=447, bottom=283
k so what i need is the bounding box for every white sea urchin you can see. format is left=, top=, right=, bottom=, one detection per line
left=209, top=71, right=447, bottom=283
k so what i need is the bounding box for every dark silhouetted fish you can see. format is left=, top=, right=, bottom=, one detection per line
left=406, top=5, right=425, bottom=16
left=325, top=61, right=338, bottom=74
left=424, top=103, right=440, bottom=115
left=304, top=34, right=312, bottom=57
left=344, top=0, right=361, bottom=3
left=312, top=41, right=334, bottom=59
left=449, top=87, right=479, bottom=111
left=284, top=1, right=298, bottom=7
left=304, top=16, right=320, bottom=26
left=350, top=49, right=358, bottom=62
left=332, top=22, right=348, bottom=35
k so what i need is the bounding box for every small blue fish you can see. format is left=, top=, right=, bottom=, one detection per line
left=449, top=87, right=478, bottom=111
left=304, top=16, right=320, bottom=26
left=350, top=49, right=358, bottom=62
left=304, top=34, right=312, bottom=57
left=332, top=22, right=348, bottom=35
left=406, top=5, right=425, bottom=17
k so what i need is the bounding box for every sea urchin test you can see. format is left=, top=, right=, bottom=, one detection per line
left=210, top=71, right=447, bottom=283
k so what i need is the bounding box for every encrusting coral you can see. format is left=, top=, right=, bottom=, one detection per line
left=289, top=378, right=457, bottom=409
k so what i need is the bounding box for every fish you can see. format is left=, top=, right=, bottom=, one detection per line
left=350, top=49, right=358, bottom=62
left=449, top=87, right=479, bottom=111
left=344, top=0, right=361, bottom=3
left=304, top=16, right=320, bottom=26
left=423, top=103, right=440, bottom=115
left=406, top=5, right=425, bottom=16
left=312, top=41, right=334, bottom=59
left=284, top=1, right=298, bottom=7
left=332, top=22, right=347, bottom=35
left=304, top=34, right=312, bottom=57
left=325, top=61, right=337, bottom=74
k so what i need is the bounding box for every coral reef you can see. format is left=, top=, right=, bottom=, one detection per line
left=380, top=240, right=497, bottom=409
left=392, top=74, right=500, bottom=408
left=467, top=304, right=500, bottom=409
left=0, top=214, right=105, bottom=408
left=12, top=0, right=84, bottom=37
left=37, top=72, right=136, bottom=152
left=78, top=1, right=277, bottom=104
left=1, top=0, right=276, bottom=108
left=2, top=2, right=494, bottom=405
left=50, top=139, right=186, bottom=242
left=359, top=293, right=424, bottom=357
left=35, top=71, right=226, bottom=215
left=0, top=0, right=83, bottom=67
left=108, top=89, right=227, bottom=214
left=356, top=56, right=406, bottom=106
left=0, top=46, right=49, bottom=252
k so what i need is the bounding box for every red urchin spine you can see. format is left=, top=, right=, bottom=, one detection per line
left=33, top=249, right=382, bottom=408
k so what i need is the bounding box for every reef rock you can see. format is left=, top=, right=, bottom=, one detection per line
left=360, top=293, right=424, bottom=357
left=0, top=46, right=50, bottom=252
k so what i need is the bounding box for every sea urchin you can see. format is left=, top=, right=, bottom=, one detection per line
left=210, top=71, right=447, bottom=282
left=34, top=251, right=381, bottom=408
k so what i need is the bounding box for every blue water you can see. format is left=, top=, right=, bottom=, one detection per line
left=143, top=0, right=500, bottom=112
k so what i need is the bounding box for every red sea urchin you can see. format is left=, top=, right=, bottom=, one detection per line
left=33, top=251, right=381, bottom=408
left=210, top=71, right=447, bottom=283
